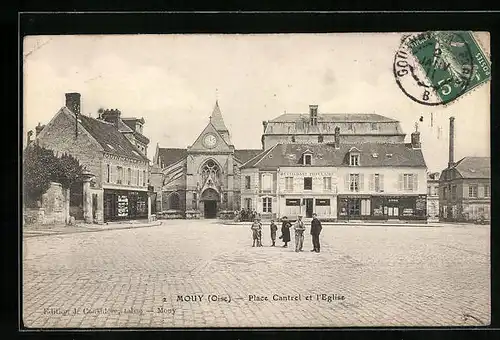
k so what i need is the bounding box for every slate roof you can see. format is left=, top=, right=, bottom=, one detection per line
left=157, top=148, right=188, bottom=167
left=453, top=157, right=490, bottom=179
left=77, top=113, right=149, bottom=162
left=234, top=149, right=264, bottom=164
left=270, top=113, right=397, bottom=123
left=242, top=143, right=426, bottom=169
left=210, top=101, right=229, bottom=131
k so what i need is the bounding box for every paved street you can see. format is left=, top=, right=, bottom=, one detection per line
left=22, top=220, right=490, bottom=328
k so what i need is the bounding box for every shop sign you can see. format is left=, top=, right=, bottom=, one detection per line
left=286, top=199, right=301, bottom=206
left=315, top=199, right=330, bottom=206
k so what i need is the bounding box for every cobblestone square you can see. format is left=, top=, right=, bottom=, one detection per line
left=22, top=221, right=490, bottom=328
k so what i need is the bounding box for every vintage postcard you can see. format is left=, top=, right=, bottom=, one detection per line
left=22, top=32, right=490, bottom=328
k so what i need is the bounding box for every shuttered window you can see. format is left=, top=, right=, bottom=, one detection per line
left=110, top=165, right=117, bottom=184
left=131, top=168, right=137, bottom=186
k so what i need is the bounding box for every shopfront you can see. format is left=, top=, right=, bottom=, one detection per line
left=103, top=189, right=148, bottom=222
left=338, top=195, right=427, bottom=221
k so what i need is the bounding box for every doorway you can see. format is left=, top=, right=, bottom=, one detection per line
left=305, top=198, right=314, bottom=218
left=204, top=200, right=217, bottom=218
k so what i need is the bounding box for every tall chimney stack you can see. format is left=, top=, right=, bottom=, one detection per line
left=309, top=105, right=318, bottom=126
left=65, top=92, right=81, bottom=114
left=448, top=116, right=455, bottom=168
left=334, top=126, right=340, bottom=149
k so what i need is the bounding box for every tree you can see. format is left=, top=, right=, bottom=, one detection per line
left=23, top=144, right=83, bottom=207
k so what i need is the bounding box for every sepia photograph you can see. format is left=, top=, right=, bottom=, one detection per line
left=22, top=31, right=490, bottom=328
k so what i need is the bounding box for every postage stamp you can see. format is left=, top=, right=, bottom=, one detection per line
left=393, top=31, right=491, bottom=106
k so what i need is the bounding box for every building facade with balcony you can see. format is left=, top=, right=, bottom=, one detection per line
left=34, top=93, right=151, bottom=223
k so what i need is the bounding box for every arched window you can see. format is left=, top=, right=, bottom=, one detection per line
left=169, top=193, right=180, bottom=210
left=201, top=160, right=221, bottom=186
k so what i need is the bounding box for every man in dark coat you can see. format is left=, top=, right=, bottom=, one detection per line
left=280, top=216, right=292, bottom=248
left=310, top=213, right=322, bottom=253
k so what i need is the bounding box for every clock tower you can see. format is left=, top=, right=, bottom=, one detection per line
left=185, top=101, right=237, bottom=218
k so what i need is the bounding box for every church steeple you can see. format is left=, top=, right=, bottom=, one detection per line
left=210, top=100, right=229, bottom=132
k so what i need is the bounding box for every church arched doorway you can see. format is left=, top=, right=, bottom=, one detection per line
left=201, top=188, right=219, bottom=218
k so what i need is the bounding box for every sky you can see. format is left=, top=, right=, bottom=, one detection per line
left=23, top=33, right=490, bottom=173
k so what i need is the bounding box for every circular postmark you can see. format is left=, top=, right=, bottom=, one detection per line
left=393, top=31, right=474, bottom=106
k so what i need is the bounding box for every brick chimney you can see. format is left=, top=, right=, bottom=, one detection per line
left=334, top=126, right=341, bottom=149
left=101, top=109, right=121, bottom=126
left=449, top=116, right=455, bottom=168
left=309, top=105, right=318, bottom=126
left=411, top=131, right=421, bottom=149
left=65, top=92, right=81, bottom=114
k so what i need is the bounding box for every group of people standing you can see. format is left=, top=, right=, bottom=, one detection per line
left=250, top=214, right=323, bottom=253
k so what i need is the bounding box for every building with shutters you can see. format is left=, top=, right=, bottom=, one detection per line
left=241, top=105, right=428, bottom=221
left=150, top=101, right=262, bottom=219
left=439, top=118, right=490, bottom=222
left=33, top=93, right=151, bottom=223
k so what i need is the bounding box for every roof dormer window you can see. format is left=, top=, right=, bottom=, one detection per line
left=302, top=150, right=313, bottom=165
left=349, top=154, right=359, bottom=166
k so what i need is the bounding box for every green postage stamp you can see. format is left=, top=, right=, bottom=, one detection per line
left=393, top=31, right=491, bottom=106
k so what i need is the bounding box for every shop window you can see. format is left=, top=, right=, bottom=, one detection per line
left=285, top=177, right=294, bottom=191
left=245, top=176, right=251, bottom=189
left=348, top=199, right=360, bottom=216
left=349, top=154, right=359, bottom=166
left=263, top=197, right=272, bottom=213
left=304, top=177, right=312, bottom=190
left=469, top=185, right=478, bottom=198
left=323, top=177, right=332, bottom=190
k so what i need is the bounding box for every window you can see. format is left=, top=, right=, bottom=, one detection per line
left=291, top=136, right=296, bottom=142
left=137, top=169, right=140, bottom=186
left=142, top=170, right=146, bottom=186
left=318, top=135, right=324, bottom=143
left=349, top=198, right=360, bottom=215
left=451, top=185, right=457, bottom=200
left=348, top=123, right=353, bottom=130
left=304, top=177, right=312, bottom=190
left=261, top=173, right=272, bottom=191
left=285, top=177, right=294, bottom=191
left=427, top=186, right=431, bottom=195
left=485, top=185, right=490, bottom=197
left=223, top=193, right=228, bottom=203
left=263, top=197, right=272, bottom=213
left=117, top=166, right=123, bottom=184
left=130, top=168, right=136, bottom=186
left=403, top=174, right=414, bottom=191
left=245, top=198, right=252, bottom=210
left=371, top=123, right=378, bottom=130
left=106, top=164, right=110, bottom=183
left=349, top=154, right=359, bottom=166
left=245, top=176, right=251, bottom=189
left=469, top=185, right=478, bottom=198
left=323, top=177, right=332, bottom=190
left=443, top=187, right=447, bottom=199
left=127, top=168, right=131, bottom=185
left=304, top=154, right=312, bottom=165
left=374, top=174, right=380, bottom=192
left=349, top=174, right=360, bottom=192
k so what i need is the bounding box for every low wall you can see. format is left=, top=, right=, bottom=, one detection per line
left=24, top=182, right=70, bottom=226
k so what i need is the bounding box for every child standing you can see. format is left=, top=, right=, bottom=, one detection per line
left=270, top=220, right=278, bottom=246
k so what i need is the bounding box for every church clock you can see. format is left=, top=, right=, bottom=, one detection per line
left=203, top=133, right=217, bottom=149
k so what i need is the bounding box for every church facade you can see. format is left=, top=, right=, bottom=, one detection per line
left=150, top=102, right=262, bottom=219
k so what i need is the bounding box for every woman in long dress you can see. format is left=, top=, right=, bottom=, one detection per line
left=280, top=216, right=292, bottom=248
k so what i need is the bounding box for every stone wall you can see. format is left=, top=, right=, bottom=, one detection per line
left=24, top=182, right=70, bottom=226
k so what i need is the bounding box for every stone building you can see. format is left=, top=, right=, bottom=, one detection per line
left=150, top=101, right=262, bottom=218
left=439, top=118, right=490, bottom=222
left=427, top=172, right=440, bottom=222
left=241, top=105, right=428, bottom=221
left=34, top=93, right=151, bottom=223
